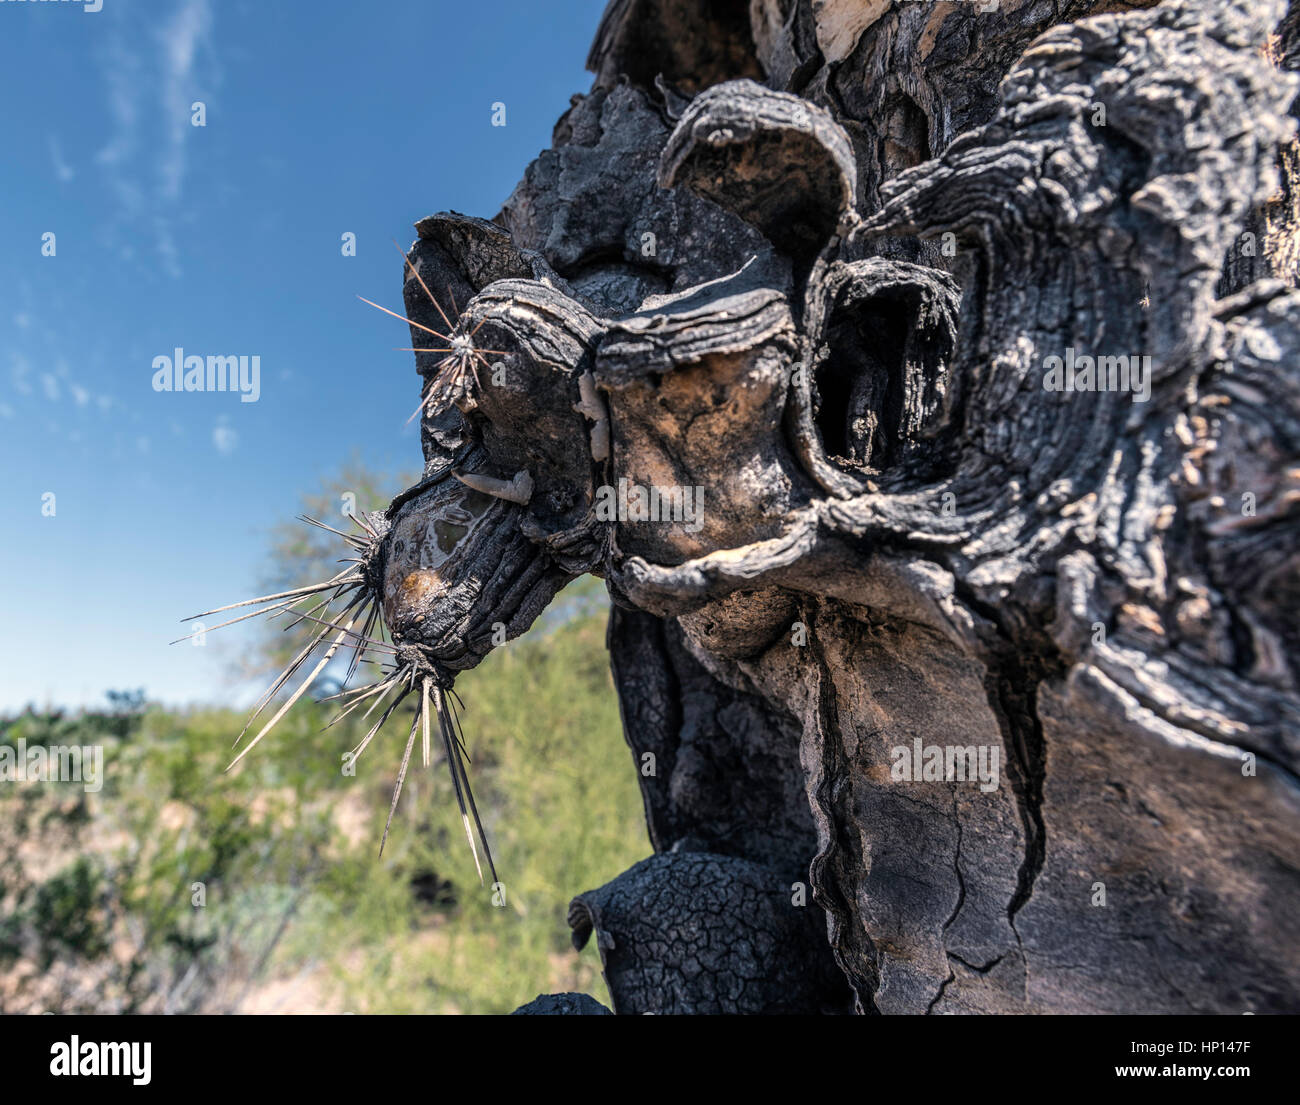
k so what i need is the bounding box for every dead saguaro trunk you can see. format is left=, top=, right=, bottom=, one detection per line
left=366, top=0, right=1300, bottom=1013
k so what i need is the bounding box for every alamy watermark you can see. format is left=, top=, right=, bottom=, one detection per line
left=900, top=0, right=998, bottom=12
left=0, top=739, right=103, bottom=793
left=50, top=1037, right=150, bottom=1085
left=891, top=739, right=1000, bottom=792
left=152, top=348, right=261, bottom=403
left=594, top=477, right=705, bottom=533
left=1042, top=348, right=1152, bottom=403
left=4, top=0, right=102, bottom=11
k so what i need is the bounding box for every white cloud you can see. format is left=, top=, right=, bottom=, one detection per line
left=48, top=135, right=75, bottom=184
left=7, top=348, right=113, bottom=414
left=10, top=354, right=33, bottom=395
left=93, top=0, right=215, bottom=277
left=212, top=421, right=238, bottom=455
left=94, top=34, right=145, bottom=218
left=0, top=404, right=14, bottom=419
left=158, top=0, right=212, bottom=204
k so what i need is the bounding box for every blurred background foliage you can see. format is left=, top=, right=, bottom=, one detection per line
left=0, top=463, right=648, bottom=1013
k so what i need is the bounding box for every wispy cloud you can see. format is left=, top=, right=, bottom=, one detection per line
left=158, top=0, right=212, bottom=204
left=94, top=33, right=145, bottom=218
left=48, top=136, right=75, bottom=184
left=9, top=346, right=113, bottom=415
left=11, top=353, right=33, bottom=396
left=212, top=419, right=238, bottom=455
left=93, top=0, right=215, bottom=276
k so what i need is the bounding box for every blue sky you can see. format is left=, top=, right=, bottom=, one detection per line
left=0, top=0, right=608, bottom=711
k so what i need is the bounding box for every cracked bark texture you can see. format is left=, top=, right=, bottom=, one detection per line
left=383, top=0, right=1300, bottom=1014
left=511, top=992, right=613, bottom=1015
left=569, top=851, right=848, bottom=1013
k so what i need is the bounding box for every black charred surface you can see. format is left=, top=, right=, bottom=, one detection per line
left=387, top=0, right=1300, bottom=1013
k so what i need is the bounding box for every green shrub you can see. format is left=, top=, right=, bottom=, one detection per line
left=0, top=578, right=647, bottom=1013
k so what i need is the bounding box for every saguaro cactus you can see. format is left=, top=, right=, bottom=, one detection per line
left=216, top=0, right=1300, bottom=1014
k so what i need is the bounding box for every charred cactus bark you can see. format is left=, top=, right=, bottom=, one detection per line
left=373, top=0, right=1299, bottom=1014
